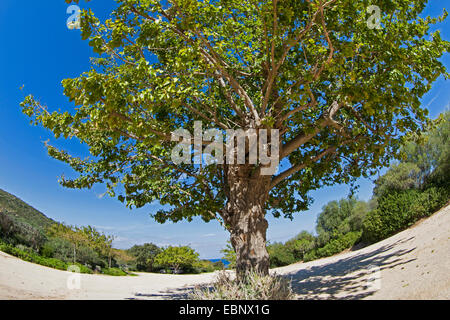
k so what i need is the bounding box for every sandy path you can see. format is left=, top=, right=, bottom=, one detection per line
left=275, top=203, right=450, bottom=299
left=0, top=204, right=449, bottom=300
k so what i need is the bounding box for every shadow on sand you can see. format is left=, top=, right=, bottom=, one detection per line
left=285, top=236, right=417, bottom=299
left=126, top=236, right=417, bottom=300
left=126, top=286, right=200, bottom=300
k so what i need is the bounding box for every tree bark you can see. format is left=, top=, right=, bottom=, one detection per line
left=223, top=165, right=271, bottom=280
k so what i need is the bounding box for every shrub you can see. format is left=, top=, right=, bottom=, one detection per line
left=303, top=250, right=318, bottom=262
left=0, top=240, right=92, bottom=274
left=102, top=267, right=128, bottom=276
left=41, top=237, right=74, bottom=261
left=284, top=235, right=315, bottom=261
left=127, top=243, right=160, bottom=272
left=76, top=245, right=106, bottom=267
left=154, top=246, right=200, bottom=274
left=267, top=242, right=296, bottom=268
left=189, top=270, right=295, bottom=300
left=362, top=187, right=449, bottom=243
left=303, top=231, right=361, bottom=262
left=0, top=212, right=46, bottom=250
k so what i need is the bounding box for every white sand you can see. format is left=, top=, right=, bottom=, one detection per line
left=0, top=204, right=449, bottom=300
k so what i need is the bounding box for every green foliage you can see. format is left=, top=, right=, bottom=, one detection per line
left=212, top=260, right=225, bottom=270
left=284, top=231, right=316, bottom=261
left=41, top=237, right=73, bottom=260
left=112, top=248, right=136, bottom=270
left=189, top=270, right=294, bottom=300
left=127, top=243, right=161, bottom=272
left=0, top=240, right=92, bottom=274
left=0, top=212, right=46, bottom=250
left=304, top=231, right=362, bottom=262
left=0, top=189, right=54, bottom=250
left=220, top=241, right=236, bottom=269
left=0, top=189, right=55, bottom=231
left=401, top=111, right=450, bottom=188
left=190, top=259, right=225, bottom=274
left=154, top=245, right=200, bottom=273
left=266, top=198, right=368, bottom=267
left=364, top=113, right=450, bottom=243
left=101, top=267, right=128, bottom=276
left=315, top=197, right=369, bottom=246
left=373, top=162, right=422, bottom=197
left=267, top=242, right=296, bottom=268
left=362, top=187, right=449, bottom=243
left=46, top=223, right=116, bottom=267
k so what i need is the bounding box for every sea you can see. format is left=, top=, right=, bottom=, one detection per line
left=208, top=259, right=230, bottom=267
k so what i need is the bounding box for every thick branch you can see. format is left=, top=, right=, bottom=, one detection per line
left=271, top=146, right=337, bottom=188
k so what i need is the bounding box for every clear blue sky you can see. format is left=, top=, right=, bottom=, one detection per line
left=0, top=1, right=448, bottom=259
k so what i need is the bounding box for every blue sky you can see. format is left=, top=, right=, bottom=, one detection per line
left=0, top=1, right=449, bottom=259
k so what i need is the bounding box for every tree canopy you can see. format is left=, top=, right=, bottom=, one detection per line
left=154, top=245, right=200, bottom=272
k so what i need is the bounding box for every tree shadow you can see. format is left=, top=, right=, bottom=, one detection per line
left=285, top=236, right=417, bottom=300
left=126, top=236, right=417, bottom=300
left=125, top=286, right=197, bottom=300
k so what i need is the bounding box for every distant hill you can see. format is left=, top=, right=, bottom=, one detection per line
left=0, top=188, right=55, bottom=232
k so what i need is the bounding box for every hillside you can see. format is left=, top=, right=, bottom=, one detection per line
left=0, top=189, right=55, bottom=231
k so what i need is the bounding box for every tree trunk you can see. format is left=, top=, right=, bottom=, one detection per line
left=223, top=165, right=271, bottom=280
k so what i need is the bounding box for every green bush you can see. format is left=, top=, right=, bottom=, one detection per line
left=362, top=187, right=448, bottom=243
left=0, top=240, right=92, bottom=273
left=303, top=231, right=362, bottom=262
left=41, top=237, right=73, bottom=260
left=41, top=237, right=107, bottom=268
left=102, top=267, right=128, bottom=276
left=267, top=242, right=296, bottom=268
left=154, top=246, right=200, bottom=274
left=127, top=243, right=161, bottom=272
left=284, top=232, right=315, bottom=261
left=76, top=245, right=106, bottom=267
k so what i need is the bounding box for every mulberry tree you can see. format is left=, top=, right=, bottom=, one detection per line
left=22, top=0, right=449, bottom=278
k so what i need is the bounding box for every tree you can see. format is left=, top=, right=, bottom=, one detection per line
left=220, top=241, right=236, bottom=269
left=267, top=242, right=296, bottom=267
left=400, top=111, right=450, bottom=188
left=154, top=245, right=200, bottom=273
left=21, top=0, right=449, bottom=278
left=285, top=231, right=316, bottom=261
left=374, top=111, right=450, bottom=196
left=47, top=223, right=88, bottom=263
left=77, top=225, right=116, bottom=267
left=373, top=162, right=422, bottom=197
left=128, top=243, right=161, bottom=272
left=315, top=197, right=369, bottom=247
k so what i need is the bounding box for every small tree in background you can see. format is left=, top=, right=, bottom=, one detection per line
left=128, top=243, right=161, bottom=272
left=47, top=224, right=88, bottom=263
left=154, top=245, right=200, bottom=273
